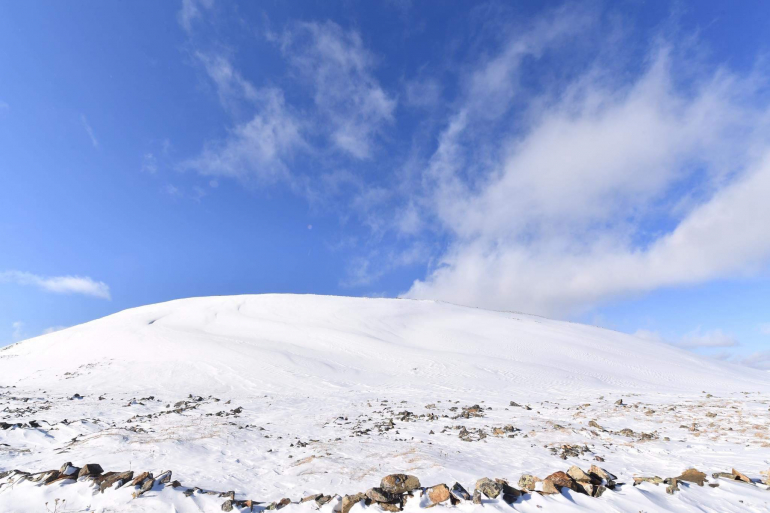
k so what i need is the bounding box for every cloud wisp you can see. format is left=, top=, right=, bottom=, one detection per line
left=80, top=114, right=99, bottom=149
left=0, top=271, right=111, bottom=300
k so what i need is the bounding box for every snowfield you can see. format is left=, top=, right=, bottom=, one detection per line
left=1, top=294, right=770, bottom=512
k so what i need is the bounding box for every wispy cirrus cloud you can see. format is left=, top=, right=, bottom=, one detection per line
left=0, top=271, right=111, bottom=300
left=80, top=114, right=99, bottom=148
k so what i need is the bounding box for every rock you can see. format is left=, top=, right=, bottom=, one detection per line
left=492, top=427, right=505, bottom=436
left=276, top=498, right=291, bottom=509
left=594, top=485, right=607, bottom=497
left=315, top=495, right=333, bottom=507
left=380, top=474, right=420, bottom=494
left=450, top=482, right=471, bottom=501
left=133, top=476, right=155, bottom=497
left=615, top=399, right=623, bottom=405
left=171, top=480, right=182, bottom=488
left=341, top=493, right=366, bottom=513
left=518, top=474, right=540, bottom=491
left=567, top=466, right=591, bottom=483
left=633, top=476, right=663, bottom=486
left=544, top=471, right=582, bottom=493
left=366, top=488, right=395, bottom=503
left=540, top=480, right=560, bottom=494
left=157, top=471, right=172, bottom=484
left=475, top=478, right=502, bottom=499
left=472, top=489, right=482, bottom=504
left=588, top=420, right=605, bottom=431
left=96, top=471, right=133, bottom=493
left=676, top=468, right=707, bottom=486
left=77, top=464, right=103, bottom=479
left=60, top=462, right=79, bottom=476
left=302, top=493, right=322, bottom=503
left=425, top=484, right=450, bottom=505
left=131, top=472, right=153, bottom=487
left=588, top=465, right=616, bottom=483
left=666, top=478, right=679, bottom=495
left=379, top=503, right=401, bottom=512
left=222, top=500, right=234, bottom=512
left=732, top=469, right=752, bottom=484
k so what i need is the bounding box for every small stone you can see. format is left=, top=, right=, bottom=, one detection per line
left=222, top=500, right=234, bottom=512
left=666, top=478, right=679, bottom=494
left=302, top=493, right=322, bottom=503
left=615, top=399, right=623, bottom=405
left=588, top=420, right=604, bottom=431
left=315, top=495, right=332, bottom=507
left=77, top=464, right=103, bottom=479
left=633, top=476, right=663, bottom=486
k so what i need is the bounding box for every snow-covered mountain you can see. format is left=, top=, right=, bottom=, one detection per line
left=2, top=295, right=769, bottom=512
left=2, top=294, right=766, bottom=395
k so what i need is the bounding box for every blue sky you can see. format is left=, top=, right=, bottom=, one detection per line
left=2, top=1, right=770, bottom=367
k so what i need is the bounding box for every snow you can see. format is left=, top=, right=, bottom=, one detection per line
left=1, top=294, right=769, bottom=512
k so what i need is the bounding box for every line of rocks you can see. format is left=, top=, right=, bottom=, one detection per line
left=2, top=462, right=768, bottom=511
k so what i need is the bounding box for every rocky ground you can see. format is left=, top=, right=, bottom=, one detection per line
left=2, top=384, right=770, bottom=512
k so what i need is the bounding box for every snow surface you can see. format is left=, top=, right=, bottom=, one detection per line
left=1, top=294, right=770, bottom=512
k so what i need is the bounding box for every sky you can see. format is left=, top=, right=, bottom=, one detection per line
left=1, top=0, right=770, bottom=368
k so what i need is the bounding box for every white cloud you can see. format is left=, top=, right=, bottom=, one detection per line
left=402, top=9, right=770, bottom=317
left=11, top=321, right=24, bottom=341
left=279, top=21, right=396, bottom=159
left=678, top=328, right=738, bottom=349
left=0, top=271, right=111, bottom=300
left=142, top=153, right=158, bottom=174
left=741, top=351, right=770, bottom=371
left=42, top=326, right=67, bottom=335
left=177, top=0, right=213, bottom=33
left=181, top=87, right=304, bottom=183
left=80, top=114, right=99, bottom=148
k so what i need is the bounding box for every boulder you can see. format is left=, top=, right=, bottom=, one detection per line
left=96, top=471, right=134, bottom=493
left=450, top=482, right=471, bottom=501
left=341, top=493, right=366, bottom=513
left=380, top=474, right=420, bottom=494
left=77, top=464, right=103, bottom=479
left=475, top=478, right=502, bottom=499
left=567, top=466, right=591, bottom=483
left=544, top=471, right=582, bottom=493
left=732, top=469, right=752, bottom=484
left=540, top=480, right=560, bottom=495
left=425, top=484, right=450, bottom=506
left=676, top=468, right=707, bottom=486
left=366, top=488, right=395, bottom=503
left=517, top=474, right=539, bottom=491
left=633, top=476, right=663, bottom=486
left=131, top=472, right=153, bottom=487
left=302, top=493, right=322, bottom=503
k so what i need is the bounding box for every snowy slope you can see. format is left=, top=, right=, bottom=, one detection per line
left=1, top=294, right=766, bottom=395
left=1, top=295, right=770, bottom=512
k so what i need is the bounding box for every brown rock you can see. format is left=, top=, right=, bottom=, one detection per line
left=540, top=480, right=560, bottom=494
left=77, top=464, right=103, bottom=479
left=666, top=478, right=679, bottom=495
left=732, top=469, right=751, bottom=484
left=341, top=493, right=366, bottom=513
left=425, top=484, right=450, bottom=505
left=545, top=471, right=581, bottom=493
left=676, top=468, right=707, bottom=486
left=302, top=493, right=322, bottom=503
left=96, top=471, right=133, bottom=493
left=131, top=472, right=152, bottom=487
left=366, top=488, right=395, bottom=503
left=567, top=466, right=591, bottom=483
left=380, top=474, right=420, bottom=494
